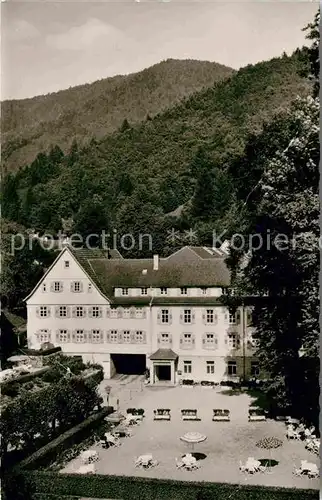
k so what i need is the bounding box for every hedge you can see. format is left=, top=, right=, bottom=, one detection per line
left=18, top=407, right=112, bottom=470
left=17, top=471, right=319, bottom=500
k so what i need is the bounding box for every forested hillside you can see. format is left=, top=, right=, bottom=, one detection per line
left=2, top=49, right=311, bottom=259
left=2, top=59, right=234, bottom=172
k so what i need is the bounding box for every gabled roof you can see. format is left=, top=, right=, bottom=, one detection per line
left=150, top=349, right=178, bottom=360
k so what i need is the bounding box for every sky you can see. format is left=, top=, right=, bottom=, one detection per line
left=1, top=1, right=318, bottom=100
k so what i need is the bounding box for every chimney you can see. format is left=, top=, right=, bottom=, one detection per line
left=153, top=254, right=159, bottom=271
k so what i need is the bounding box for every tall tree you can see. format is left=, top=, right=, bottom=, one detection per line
left=1, top=174, right=21, bottom=222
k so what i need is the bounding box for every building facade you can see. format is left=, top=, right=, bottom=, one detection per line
left=25, top=245, right=260, bottom=384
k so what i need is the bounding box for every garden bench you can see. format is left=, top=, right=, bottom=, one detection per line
left=181, top=409, right=201, bottom=421
left=212, top=409, right=230, bottom=421
left=248, top=408, right=266, bottom=422
left=154, top=409, right=171, bottom=421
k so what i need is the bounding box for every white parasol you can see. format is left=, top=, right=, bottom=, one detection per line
left=180, top=432, right=207, bottom=452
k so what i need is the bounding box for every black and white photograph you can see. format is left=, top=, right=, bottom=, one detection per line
left=1, top=2, right=320, bottom=499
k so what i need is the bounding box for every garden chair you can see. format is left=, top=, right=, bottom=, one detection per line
left=154, top=409, right=171, bottom=421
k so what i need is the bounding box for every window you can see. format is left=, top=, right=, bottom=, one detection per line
left=39, top=329, right=50, bottom=343
left=135, top=331, right=145, bottom=343
left=122, top=288, right=129, bottom=296
left=122, top=307, right=130, bottom=318
left=59, top=329, right=68, bottom=342
left=251, top=362, right=260, bottom=377
left=40, top=306, right=49, bottom=317
left=53, top=281, right=62, bottom=292
left=228, top=333, right=238, bottom=349
left=141, top=287, right=148, bottom=295
left=76, top=330, right=84, bottom=342
left=88, top=283, right=92, bottom=292
left=229, top=312, right=236, bottom=324
left=161, top=309, right=169, bottom=323
left=42, top=283, right=46, bottom=292
left=76, top=306, right=84, bottom=318
left=91, top=306, right=101, bottom=318
left=110, top=330, right=118, bottom=342
left=135, top=307, right=144, bottom=318
left=206, top=361, right=215, bottom=374
left=160, top=287, right=168, bottom=295
left=59, top=306, right=67, bottom=318
left=123, top=330, right=131, bottom=343
left=92, top=330, right=101, bottom=342
left=222, top=288, right=228, bottom=295
left=227, top=361, right=237, bottom=376
left=64, top=261, right=70, bottom=268
left=204, top=333, right=217, bottom=348
left=183, top=361, right=192, bottom=374
left=160, top=333, right=171, bottom=345
left=201, top=287, right=208, bottom=295
left=183, top=309, right=192, bottom=324
left=206, top=309, right=214, bottom=323
left=72, top=281, right=82, bottom=293
left=180, top=287, right=188, bottom=295
left=110, top=308, right=118, bottom=319
left=181, top=333, right=193, bottom=348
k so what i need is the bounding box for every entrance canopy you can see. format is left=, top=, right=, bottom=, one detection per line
left=150, top=349, right=178, bottom=361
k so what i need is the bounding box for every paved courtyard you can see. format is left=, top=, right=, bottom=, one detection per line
left=62, top=380, right=319, bottom=490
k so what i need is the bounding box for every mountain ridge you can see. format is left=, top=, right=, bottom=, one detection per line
left=2, top=58, right=234, bottom=172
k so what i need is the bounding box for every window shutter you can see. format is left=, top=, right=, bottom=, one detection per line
left=79, top=282, right=84, bottom=292
left=70, top=282, right=74, bottom=292
left=180, top=312, right=183, bottom=323
left=142, top=309, right=147, bottom=319
left=247, top=310, right=252, bottom=326
left=192, top=311, right=195, bottom=324
left=83, top=331, right=88, bottom=342
left=224, top=312, right=228, bottom=322
left=106, top=331, right=111, bottom=343
left=157, top=311, right=161, bottom=323
left=55, top=306, right=60, bottom=318
left=130, top=331, right=135, bottom=343
left=237, top=335, right=241, bottom=348
left=214, top=313, right=218, bottom=324
left=180, top=336, right=183, bottom=344
left=36, top=307, right=40, bottom=318
left=142, top=332, right=147, bottom=343
left=72, top=331, right=76, bottom=342
left=192, top=334, right=195, bottom=345
left=50, top=282, right=55, bottom=292
left=99, top=331, right=104, bottom=343
left=118, top=331, right=123, bottom=343
left=47, top=307, right=51, bottom=318
left=98, top=307, right=102, bottom=318
left=202, top=312, right=206, bottom=324
left=117, top=308, right=122, bottom=318
left=224, top=336, right=228, bottom=345
left=106, top=308, right=111, bottom=318
left=202, top=334, right=206, bottom=345
left=169, top=311, right=173, bottom=324
left=67, top=331, right=71, bottom=342
left=157, top=333, right=161, bottom=344
left=55, top=331, right=60, bottom=342
left=82, top=308, right=87, bottom=318
left=66, top=307, right=71, bottom=319
left=87, top=331, right=92, bottom=342
left=236, top=310, right=241, bottom=324
left=88, top=307, right=93, bottom=318
left=214, top=336, right=218, bottom=348
left=130, top=308, right=135, bottom=319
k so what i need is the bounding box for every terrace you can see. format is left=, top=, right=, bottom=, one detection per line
left=60, top=382, right=319, bottom=490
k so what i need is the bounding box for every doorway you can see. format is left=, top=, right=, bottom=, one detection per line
left=156, top=364, right=171, bottom=381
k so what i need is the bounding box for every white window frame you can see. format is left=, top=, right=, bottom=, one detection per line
left=110, top=309, right=118, bottom=319
left=59, top=306, right=67, bottom=318
left=92, top=330, right=101, bottom=342
left=39, top=329, right=50, bottom=343
left=123, top=330, right=131, bottom=343
left=205, top=333, right=216, bottom=347
left=76, top=306, right=84, bottom=318
left=59, top=329, right=68, bottom=342
left=229, top=312, right=237, bottom=325
left=160, top=332, right=171, bottom=345
left=228, top=333, right=238, bottom=349
left=110, top=330, right=118, bottom=342
left=160, top=287, right=168, bottom=295
left=183, top=309, right=192, bottom=324
left=141, top=287, right=148, bottom=295
left=206, top=309, right=214, bottom=323
left=251, top=362, right=260, bottom=377
left=135, top=331, right=144, bottom=343
left=64, top=260, right=70, bottom=268
left=88, top=283, right=92, bottom=292
left=42, top=283, right=46, bottom=292
left=92, top=306, right=101, bottom=318
left=183, top=333, right=192, bottom=344
left=122, top=288, right=129, bottom=296
left=75, top=329, right=85, bottom=342
left=180, top=287, right=188, bottom=295
left=183, top=361, right=192, bottom=374
left=201, top=287, right=208, bottom=295
left=40, top=306, right=49, bottom=317
left=161, top=309, right=169, bottom=324
left=206, top=361, right=215, bottom=374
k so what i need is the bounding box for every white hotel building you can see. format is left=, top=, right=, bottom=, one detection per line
left=25, top=245, right=260, bottom=384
